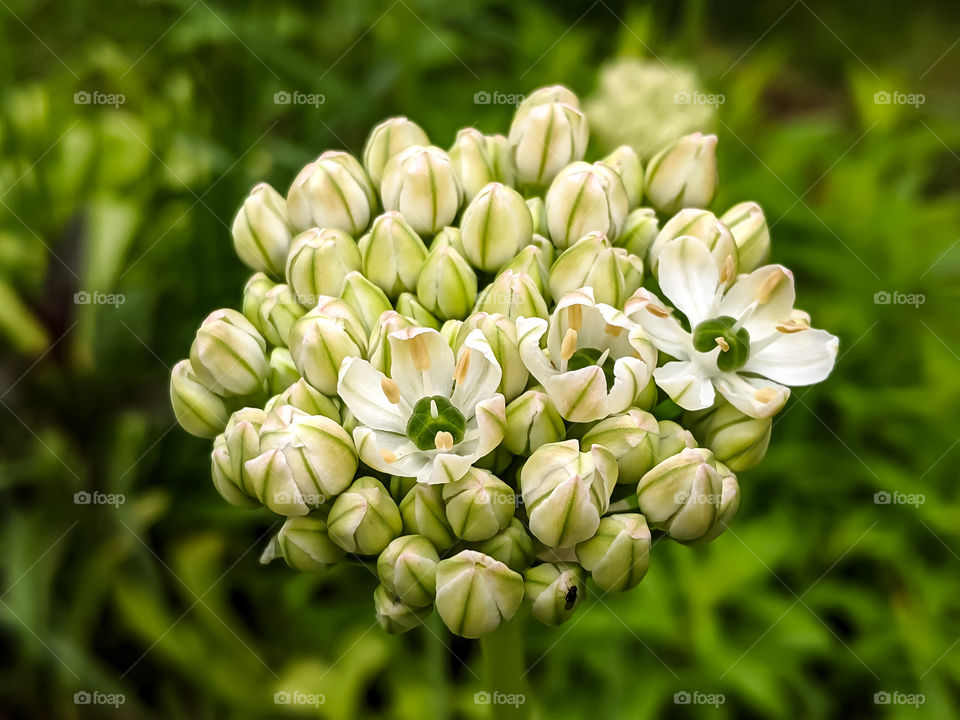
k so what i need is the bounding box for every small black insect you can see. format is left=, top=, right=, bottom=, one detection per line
left=564, top=585, right=578, bottom=610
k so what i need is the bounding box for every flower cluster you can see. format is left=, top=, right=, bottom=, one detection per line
left=171, top=85, right=838, bottom=639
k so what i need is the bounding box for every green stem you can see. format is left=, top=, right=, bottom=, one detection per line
left=479, top=617, right=530, bottom=720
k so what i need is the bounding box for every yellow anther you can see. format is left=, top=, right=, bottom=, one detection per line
left=434, top=431, right=454, bottom=451
left=381, top=449, right=398, bottom=464
left=380, top=377, right=401, bottom=404
left=756, top=268, right=786, bottom=304
left=560, top=328, right=578, bottom=361
left=754, top=387, right=779, bottom=404
left=567, top=304, right=583, bottom=331
left=715, top=336, right=730, bottom=352
left=455, top=350, right=471, bottom=384
left=409, top=334, right=432, bottom=372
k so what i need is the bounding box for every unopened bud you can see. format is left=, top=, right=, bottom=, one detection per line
left=644, top=132, right=718, bottom=215
left=231, top=183, right=293, bottom=277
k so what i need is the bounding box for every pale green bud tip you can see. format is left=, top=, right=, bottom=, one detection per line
left=341, top=270, right=392, bottom=335
left=645, top=132, right=718, bottom=216
left=328, top=476, right=403, bottom=555
left=416, top=245, right=478, bottom=321
left=602, top=145, right=644, bottom=208
left=189, top=308, right=269, bottom=397
left=460, top=182, right=533, bottom=272
left=377, top=534, right=439, bottom=607
left=363, top=116, right=430, bottom=188
left=581, top=408, right=660, bottom=485
left=211, top=406, right=266, bottom=506
left=374, top=583, right=431, bottom=635
left=524, top=562, right=585, bottom=626
left=549, top=233, right=626, bottom=307
left=435, top=550, right=524, bottom=638
left=361, top=211, right=428, bottom=300
left=509, top=101, right=589, bottom=189
left=575, top=513, right=650, bottom=592
left=686, top=401, right=771, bottom=472
left=472, top=518, right=535, bottom=572
left=287, top=305, right=366, bottom=395
left=650, top=208, right=738, bottom=279
left=268, top=347, right=300, bottom=394
left=400, top=484, right=457, bottom=550
left=442, top=467, right=516, bottom=542
left=545, top=161, right=629, bottom=249
left=396, top=293, right=441, bottom=330
left=504, top=389, right=565, bottom=456
left=381, top=145, right=463, bottom=236
left=170, top=359, right=230, bottom=439
left=636, top=447, right=724, bottom=542
left=616, top=207, right=659, bottom=261
left=476, top=270, right=549, bottom=322
left=286, top=152, right=374, bottom=236
left=449, top=127, right=496, bottom=202
left=261, top=513, right=347, bottom=572
left=655, top=419, right=697, bottom=463
left=256, top=283, right=306, bottom=347
left=720, top=201, right=770, bottom=273
left=231, top=183, right=293, bottom=276
left=526, top=196, right=548, bottom=235
left=285, top=227, right=362, bottom=303
left=273, top=377, right=339, bottom=421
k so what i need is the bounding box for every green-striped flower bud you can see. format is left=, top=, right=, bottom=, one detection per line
left=449, top=128, right=497, bottom=202
left=377, top=534, right=439, bottom=607
left=472, top=518, right=535, bottom=573
left=644, top=132, right=718, bottom=215
left=328, top=476, right=403, bottom=555
left=261, top=511, right=346, bottom=572
left=242, top=272, right=275, bottom=332
left=636, top=447, right=723, bottom=542
left=509, top=101, right=589, bottom=190
left=286, top=151, right=375, bottom=236
left=696, top=464, right=740, bottom=544
left=416, top=245, right=478, bottom=321
left=526, top=196, right=548, bottom=236
left=189, top=309, right=269, bottom=397
left=435, top=550, right=524, bottom=638
left=513, top=85, right=581, bottom=126
left=615, top=207, right=659, bottom=261
left=684, top=401, right=771, bottom=472
left=374, top=583, right=431, bottom=634
left=520, top=440, right=618, bottom=548
left=720, top=201, right=770, bottom=273
left=524, top=562, right=585, bottom=626
left=285, top=227, right=362, bottom=304
left=442, top=467, right=515, bottom=542
left=655, top=420, right=697, bottom=463
left=439, top=318, right=463, bottom=350
left=482, top=133, right=516, bottom=187
left=616, top=248, right=645, bottom=299
left=287, top=303, right=366, bottom=395
left=210, top=407, right=265, bottom=506
left=635, top=379, right=658, bottom=411
left=272, top=377, right=340, bottom=421
left=367, top=311, right=415, bottom=375
left=575, top=513, right=650, bottom=592
left=268, top=347, right=300, bottom=394
left=475, top=270, right=549, bottom=322
left=257, top=283, right=306, bottom=347
left=341, top=270, right=392, bottom=336
left=381, top=145, right=463, bottom=236
left=499, top=245, right=551, bottom=300
left=363, top=116, right=430, bottom=190
left=455, top=313, right=528, bottom=402
left=649, top=208, right=738, bottom=280
left=231, top=183, right=293, bottom=277
left=170, top=359, right=231, bottom=438
left=358, top=211, right=429, bottom=299
left=247, top=404, right=358, bottom=515
left=430, top=226, right=466, bottom=255
left=530, top=233, right=555, bottom=268
left=389, top=475, right=418, bottom=503
left=503, top=388, right=565, bottom=456
left=395, top=292, right=441, bottom=330
left=548, top=233, right=626, bottom=307
left=460, top=182, right=533, bottom=272
left=601, top=146, right=644, bottom=209
left=545, top=162, right=630, bottom=248
left=399, top=483, right=457, bottom=551
left=581, top=408, right=660, bottom=485
left=474, top=445, right=514, bottom=476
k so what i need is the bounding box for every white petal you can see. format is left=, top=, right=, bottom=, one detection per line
left=353, top=426, right=431, bottom=477
left=450, top=329, right=503, bottom=417
left=743, top=328, right=839, bottom=386
left=337, top=356, right=409, bottom=433
left=718, top=264, right=795, bottom=341
left=715, top=373, right=789, bottom=418
left=473, top=395, right=507, bottom=457
left=517, top=316, right=556, bottom=385
left=608, top=356, right=653, bottom=413
left=428, top=453, right=475, bottom=485
left=653, top=360, right=715, bottom=410
left=388, top=327, right=455, bottom=404
left=625, top=289, right=692, bottom=359
left=657, top=236, right=720, bottom=326
left=544, top=368, right=609, bottom=422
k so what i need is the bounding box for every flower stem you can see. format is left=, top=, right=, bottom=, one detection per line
left=479, top=617, right=530, bottom=719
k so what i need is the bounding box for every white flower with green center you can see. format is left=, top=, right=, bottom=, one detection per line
left=337, top=326, right=506, bottom=485
left=517, top=288, right=657, bottom=423
left=626, top=236, right=839, bottom=418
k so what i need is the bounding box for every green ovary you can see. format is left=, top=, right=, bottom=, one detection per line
left=406, top=395, right=467, bottom=450
left=692, top=316, right=750, bottom=371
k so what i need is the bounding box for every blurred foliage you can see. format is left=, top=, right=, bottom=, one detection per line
left=1, top=0, right=960, bottom=718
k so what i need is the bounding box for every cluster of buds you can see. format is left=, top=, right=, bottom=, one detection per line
left=171, top=85, right=838, bottom=638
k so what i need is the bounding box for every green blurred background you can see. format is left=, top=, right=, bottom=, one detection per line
left=1, top=0, right=958, bottom=717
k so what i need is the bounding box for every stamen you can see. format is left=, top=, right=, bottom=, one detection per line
left=434, top=431, right=454, bottom=451
left=756, top=268, right=786, bottom=304
left=454, top=350, right=471, bottom=384
left=567, top=304, right=583, bottom=331
left=409, top=334, right=432, bottom=371
left=560, top=328, right=578, bottom=361
left=604, top=323, right=624, bottom=337
left=645, top=303, right=670, bottom=318
left=754, top=387, right=779, bottom=404
left=714, top=336, right=730, bottom=352
left=380, top=377, right=401, bottom=404
left=720, top=254, right=735, bottom=285
left=775, top=320, right=808, bottom=334
left=381, top=449, right=398, bottom=464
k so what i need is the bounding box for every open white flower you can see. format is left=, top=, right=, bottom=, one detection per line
left=517, top=288, right=656, bottom=423
left=626, top=236, right=838, bottom=418
left=338, top=326, right=506, bottom=484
